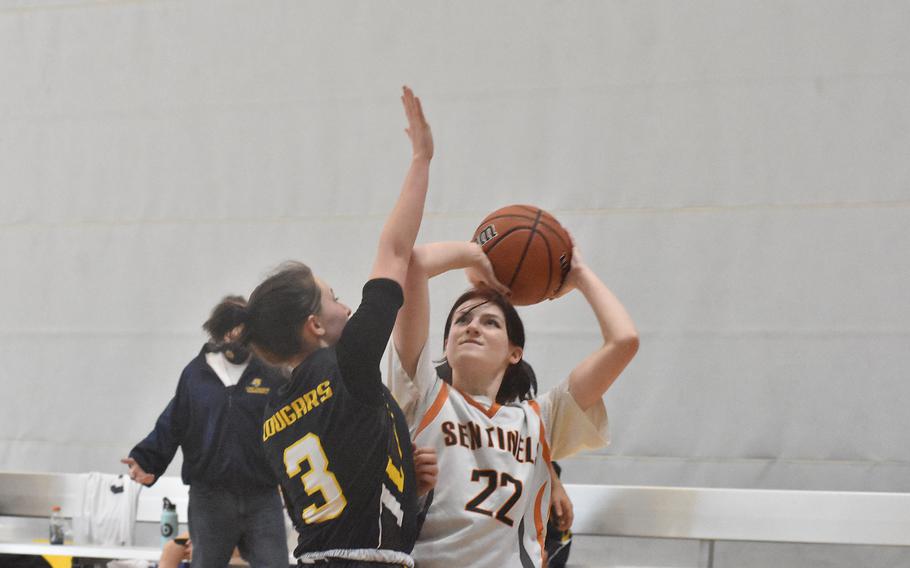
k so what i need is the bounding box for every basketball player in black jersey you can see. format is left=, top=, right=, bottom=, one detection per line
left=238, top=87, right=433, bottom=567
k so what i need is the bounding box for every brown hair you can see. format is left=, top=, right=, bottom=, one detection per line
left=239, top=262, right=321, bottom=362
left=202, top=295, right=248, bottom=341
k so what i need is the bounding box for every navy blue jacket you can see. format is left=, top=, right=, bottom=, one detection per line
left=130, top=347, right=284, bottom=494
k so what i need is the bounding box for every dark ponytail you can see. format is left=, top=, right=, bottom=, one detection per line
left=203, top=295, right=248, bottom=341
left=239, top=261, right=321, bottom=363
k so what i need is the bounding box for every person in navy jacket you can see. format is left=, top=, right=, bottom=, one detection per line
left=122, top=296, right=289, bottom=568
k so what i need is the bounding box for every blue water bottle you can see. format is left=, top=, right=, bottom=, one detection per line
left=160, top=497, right=178, bottom=545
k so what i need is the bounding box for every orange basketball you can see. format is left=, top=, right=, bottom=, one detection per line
left=471, top=205, right=572, bottom=306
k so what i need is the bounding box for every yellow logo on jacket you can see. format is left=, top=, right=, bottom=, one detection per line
left=246, top=377, right=270, bottom=395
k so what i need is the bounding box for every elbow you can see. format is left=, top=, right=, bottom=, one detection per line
left=393, top=248, right=428, bottom=292
left=614, top=332, right=640, bottom=361
left=409, top=245, right=427, bottom=268
left=407, top=245, right=432, bottom=275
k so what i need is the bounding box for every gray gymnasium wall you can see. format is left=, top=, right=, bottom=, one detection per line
left=1, top=1, right=908, bottom=566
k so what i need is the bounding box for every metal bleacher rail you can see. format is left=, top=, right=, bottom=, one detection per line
left=3, top=471, right=910, bottom=567
left=566, top=484, right=910, bottom=568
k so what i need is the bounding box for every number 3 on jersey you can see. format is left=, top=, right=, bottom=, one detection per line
left=284, top=433, right=347, bottom=524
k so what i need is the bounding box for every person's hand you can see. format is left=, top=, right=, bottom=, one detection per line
left=402, top=86, right=433, bottom=161
left=120, top=457, right=156, bottom=485
left=549, top=474, right=574, bottom=532
left=550, top=233, right=587, bottom=301
left=412, top=445, right=439, bottom=497
left=464, top=244, right=510, bottom=297
left=158, top=533, right=191, bottom=568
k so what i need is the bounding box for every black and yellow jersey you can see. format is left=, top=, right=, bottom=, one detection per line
left=262, top=279, right=418, bottom=559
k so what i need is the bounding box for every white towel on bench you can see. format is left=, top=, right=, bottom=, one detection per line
left=81, top=472, right=142, bottom=546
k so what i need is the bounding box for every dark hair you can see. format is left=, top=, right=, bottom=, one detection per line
left=436, top=288, right=538, bottom=405
left=239, top=261, right=321, bottom=362
left=202, top=295, right=248, bottom=341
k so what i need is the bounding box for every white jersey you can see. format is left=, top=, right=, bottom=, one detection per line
left=389, top=347, right=609, bottom=568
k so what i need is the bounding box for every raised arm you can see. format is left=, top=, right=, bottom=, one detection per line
left=393, top=241, right=505, bottom=378
left=561, top=246, right=639, bottom=410
left=368, top=86, right=434, bottom=287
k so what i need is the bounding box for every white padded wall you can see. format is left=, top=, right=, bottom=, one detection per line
left=1, top=2, right=908, bottom=565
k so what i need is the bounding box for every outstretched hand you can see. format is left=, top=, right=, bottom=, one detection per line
left=402, top=86, right=433, bottom=161
left=120, top=457, right=156, bottom=485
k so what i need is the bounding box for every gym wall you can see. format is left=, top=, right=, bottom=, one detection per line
left=1, top=2, right=908, bottom=566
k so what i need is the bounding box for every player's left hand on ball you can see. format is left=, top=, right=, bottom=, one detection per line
left=550, top=232, right=585, bottom=301
left=412, top=444, right=439, bottom=497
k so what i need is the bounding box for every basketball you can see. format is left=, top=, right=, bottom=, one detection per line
left=471, top=204, right=573, bottom=306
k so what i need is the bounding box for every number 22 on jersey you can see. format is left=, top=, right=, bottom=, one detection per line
left=283, top=433, right=347, bottom=524
left=466, top=469, right=523, bottom=526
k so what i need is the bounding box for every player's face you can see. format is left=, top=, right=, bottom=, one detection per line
left=445, top=300, right=519, bottom=379
left=314, top=277, right=351, bottom=346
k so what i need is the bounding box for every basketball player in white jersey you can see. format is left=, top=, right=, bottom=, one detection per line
left=389, top=240, right=638, bottom=567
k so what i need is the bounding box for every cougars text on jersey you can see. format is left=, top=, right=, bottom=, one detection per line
left=262, top=380, right=333, bottom=442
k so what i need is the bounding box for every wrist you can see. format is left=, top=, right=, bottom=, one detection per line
left=466, top=242, right=487, bottom=267
left=571, top=265, right=598, bottom=291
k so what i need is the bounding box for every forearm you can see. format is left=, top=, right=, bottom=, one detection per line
left=372, top=87, right=433, bottom=284
left=382, top=158, right=431, bottom=259
left=371, top=158, right=431, bottom=282
left=566, top=267, right=639, bottom=409
left=131, top=400, right=184, bottom=477
left=413, top=241, right=483, bottom=279
left=573, top=266, right=638, bottom=347
left=392, top=241, right=480, bottom=377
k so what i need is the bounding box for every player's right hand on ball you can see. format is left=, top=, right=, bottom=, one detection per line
left=121, top=457, right=156, bottom=485
left=412, top=445, right=439, bottom=497
left=465, top=243, right=510, bottom=297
